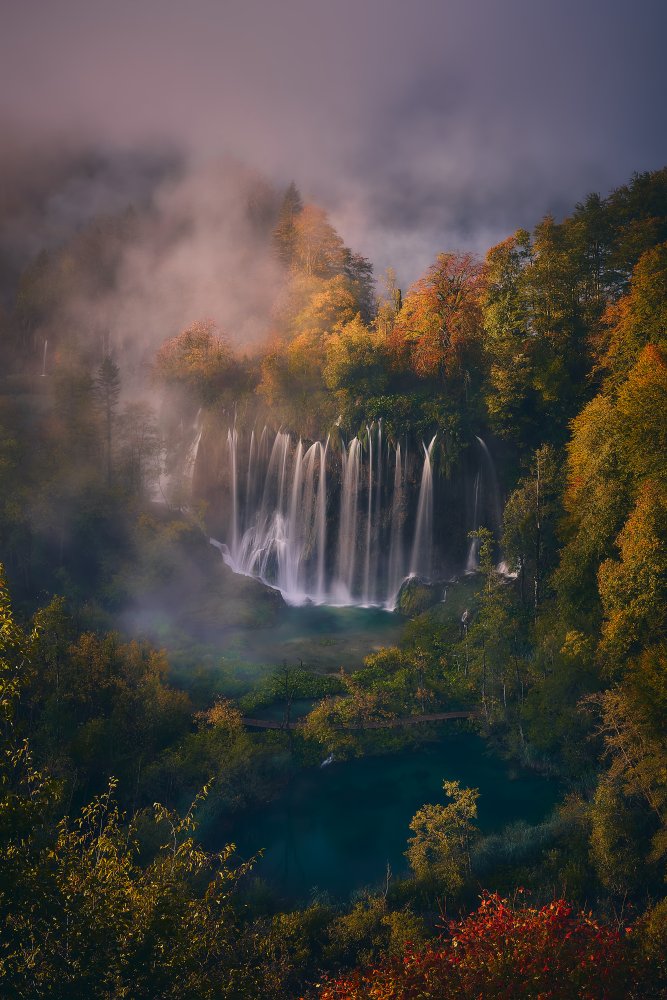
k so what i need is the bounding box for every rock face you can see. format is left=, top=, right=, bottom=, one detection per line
left=396, top=576, right=444, bottom=617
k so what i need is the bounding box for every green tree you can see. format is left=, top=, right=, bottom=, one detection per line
left=581, top=669, right=667, bottom=909
left=271, top=181, right=303, bottom=268
left=555, top=392, right=629, bottom=626
left=615, top=344, right=667, bottom=487
left=463, top=527, right=528, bottom=724
left=589, top=777, right=647, bottom=895
left=116, top=401, right=161, bottom=495
left=406, top=780, right=479, bottom=893
left=343, top=250, right=375, bottom=322
left=375, top=267, right=402, bottom=338
left=502, top=445, right=561, bottom=612
left=95, top=355, right=121, bottom=486
left=324, top=314, right=389, bottom=421
left=567, top=191, right=617, bottom=328
left=482, top=230, right=538, bottom=447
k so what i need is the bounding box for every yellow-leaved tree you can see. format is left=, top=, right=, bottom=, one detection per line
left=406, top=780, right=479, bottom=894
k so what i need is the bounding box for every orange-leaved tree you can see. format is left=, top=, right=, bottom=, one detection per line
left=389, top=252, right=484, bottom=388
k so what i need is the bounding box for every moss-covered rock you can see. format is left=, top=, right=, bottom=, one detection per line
left=396, top=577, right=444, bottom=617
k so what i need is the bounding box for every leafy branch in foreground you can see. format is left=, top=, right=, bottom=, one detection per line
left=0, top=565, right=257, bottom=999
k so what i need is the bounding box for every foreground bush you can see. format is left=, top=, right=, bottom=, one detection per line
left=314, top=893, right=638, bottom=999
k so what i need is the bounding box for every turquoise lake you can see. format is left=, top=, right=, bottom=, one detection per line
left=227, top=732, right=558, bottom=901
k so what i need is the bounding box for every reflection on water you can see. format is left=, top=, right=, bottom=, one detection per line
left=226, top=734, right=558, bottom=901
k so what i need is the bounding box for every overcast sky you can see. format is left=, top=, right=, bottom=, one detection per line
left=2, top=0, right=666, bottom=284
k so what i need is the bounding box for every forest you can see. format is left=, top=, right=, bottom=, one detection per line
left=1, top=158, right=667, bottom=998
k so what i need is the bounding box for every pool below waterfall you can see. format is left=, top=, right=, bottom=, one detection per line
left=222, top=733, right=559, bottom=901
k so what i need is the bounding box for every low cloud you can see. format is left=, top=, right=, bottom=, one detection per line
left=1, top=0, right=666, bottom=294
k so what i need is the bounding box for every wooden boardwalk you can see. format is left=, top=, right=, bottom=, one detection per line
left=242, top=710, right=477, bottom=731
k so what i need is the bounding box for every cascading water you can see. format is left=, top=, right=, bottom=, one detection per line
left=316, top=438, right=328, bottom=601
left=409, top=435, right=436, bottom=579
left=386, top=442, right=405, bottom=608
left=226, top=426, right=239, bottom=554
left=335, top=437, right=361, bottom=602
left=371, top=419, right=382, bottom=602
left=362, top=425, right=373, bottom=604
left=206, top=420, right=441, bottom=609
left=464, top=436, right=506, bottom=571
left=475, top=435, right=503, bottom=535
left=245, top=429, right=256, bottom=531
left=171, top=407, right=515, bottom=605
left=466, top=470, right=481, bottom=572
left=183, top=408, right=203, bottom=486
left=284, top=439, right=304, bottom=597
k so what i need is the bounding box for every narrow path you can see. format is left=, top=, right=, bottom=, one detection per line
left=242, top=710, right=477, bottom=730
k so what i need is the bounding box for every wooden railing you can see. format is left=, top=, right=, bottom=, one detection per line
left=242, top=710, right=478, bottom=730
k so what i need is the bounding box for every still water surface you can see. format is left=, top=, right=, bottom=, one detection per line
left=229, top=733, right=558, bottom=900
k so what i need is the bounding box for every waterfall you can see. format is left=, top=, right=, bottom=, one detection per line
left=371, top=422, right=383, bottom=602
left=466, top=470, right=481, bottom=572
left=206, top=423, right=447, bottom=609
left=183, top=408, right=203, bottom=486
left=258, top=426, right=269, bottom=479
left=475, top=436, right=503, bottom=536
left=362, top=424, right=373, bottom=604
left=227, top=426, right=239, bottom=555
left=245, top=429, right=256, bottom=531
left=220, top=434, right=323, bottom=604
left=335, top=437, right=361, bottom=602
left=41, top=339, right=48, bottom=377
left=260, top=431, right=288, bottom=527
left=410, top=435, right=436, bottom=578
left=316, top=438, right=328, bottom=601
left=280, top=440, right=304, bottom=598
left=298, top=442, right=320, bottom=598
left=386, top=443, right=406, bottom=608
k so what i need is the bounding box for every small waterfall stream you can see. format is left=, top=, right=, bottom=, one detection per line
left=335, top=437, right=362, bottom=602
left=466, top=470, right=481, bottom=572
left=476, top=435, right=503, bottom=535
left=409, top=435, right=436, bottom=578
left=386, top=442, right=405, bottom=607
left=362, top=425, right=373, bottom=604
left=184, top=408, right=203, bottom=485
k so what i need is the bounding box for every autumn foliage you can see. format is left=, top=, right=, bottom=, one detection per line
left=314, top=894, right=633, bottom=999
left=153, top=319, right=240, bottom=404
left=389, top=252, right=484, bottom=381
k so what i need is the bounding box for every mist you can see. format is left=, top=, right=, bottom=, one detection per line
left=0, top=144, right=290, bottom=374
left=2, top=0, right=666, bottom=288
left=62, top=158, right=285, bottom=370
